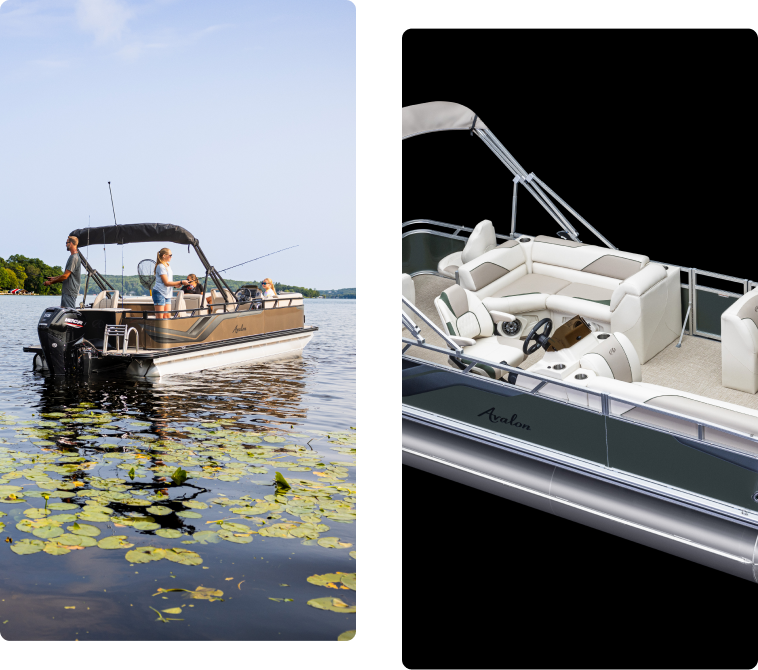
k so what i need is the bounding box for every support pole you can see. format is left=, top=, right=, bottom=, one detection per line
left=510, top=178, right=519, bottom=237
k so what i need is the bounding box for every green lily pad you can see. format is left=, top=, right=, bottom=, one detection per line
left=349, top=551, right=356, bottom=559
left=338, top=630, right=355, bottom=641
left=125, top=547, right=166, bottom=563
left=163, top=548, right=203, bottom=565
left=51, top=491, right=76, bottom=499
left=215, top=475, right=239, bottom=482
left=146, top=506, right=172, bottom=516
left=307, top=597, right=356, bottom=613
left=23, top=508, right=51, bottom=519
left=307, top=573, right=344, bottom=586
left=81, top=505, right=112, bottom=515
left=263, top=436, right=286, bottom=443
left=49, top=514, right=78, bottom=523
left=48, top=502, right=79, bottom=511
left=10, top=538, right=45, bottom=555
left=176, top=511, right=202, bottom=519
left=131, top=521, right=160, bottom=531
left=340, top=573, right=356, bottom=590
left=32, top=526, right=64, bottom=539
left=97, top=535, right=134, bottom=550
left=77, top=512, right=112, bottom=523
left=218, top=530, right=253, bottom=544
left=219, top=522, right=250, bottom=533
left=57, top=534, right=96, bottom=547
left=192, top=531, right=221, bottom=544
left=66, top=523, right=100, bottom=537
left=43, top=542, right=70, bottom=555
left=317, top=537, right=352, bottom=549
left=182, top=501, right=208, bottom=509
left=155, top=528, right=182, bottom=539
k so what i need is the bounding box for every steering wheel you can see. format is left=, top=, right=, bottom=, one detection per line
left=523, top=318, right=553, bottom=355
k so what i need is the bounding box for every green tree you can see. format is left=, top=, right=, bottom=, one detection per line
left=0, top=267, right=20, bottom=290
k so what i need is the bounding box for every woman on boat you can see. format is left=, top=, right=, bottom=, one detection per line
left=262, top=278, right=277, bottom=299
left=153, top=248, right=188, bottom=319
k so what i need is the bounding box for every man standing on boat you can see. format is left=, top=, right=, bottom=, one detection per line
left=43, top=236, right=81, bottom=309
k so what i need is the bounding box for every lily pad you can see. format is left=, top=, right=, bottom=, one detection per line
left=24, top=508, right=51, bottom=519
left=349, top=551, right=356, bottom=559
left=77, top=512, right=112, bottom=523
left=32, top=526, right=64, bottom=539
left=97, top=535, right=134, bottom=550
left=307, top=573, right=344, bottom=586
left=218, top=530, right=253, bottom=544
left=192, top=531, right=221, bottom=545
left=161, top=607, right=183, bottom=614
left=47, top=502, right=79, bottom=511
left=155, top=528, right=182, bottom=539
left=57, top=534, right=97, bottom=547
left=317, top=537, right=353, bottom=549
left=307, top=597, right=356, bottom=613
left=10, top=538, right=45, bottom=555
left=182, top=501, right=209, bottom=510
left=163, top=548, right=203, bottom=566
left=219, top=522, right=249, bottom=533
left=263, top=436, right=286, bottom=443
left=125, top=547, right=166, bottom=563
left=146, top=506, right=173, bottom=516
left=131, top=521, right=160, bottom=531
left=43, top=542, right=71, bottom=555
left=66, top=523, right=101, bottom=537
left=338, top=630, right=356, bottom=641
left=176, top=510, right=202, bottom=520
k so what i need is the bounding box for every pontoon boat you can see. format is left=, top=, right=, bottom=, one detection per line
left=24, top=223, right=315, bottom=378
left=402, top=102, right=758, bottom=582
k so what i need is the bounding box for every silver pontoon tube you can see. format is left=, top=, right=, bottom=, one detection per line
left=403, top=418, right=758, bottom=582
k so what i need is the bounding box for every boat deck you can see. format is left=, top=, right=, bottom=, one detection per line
left=405, top=274, right=758, bottom=413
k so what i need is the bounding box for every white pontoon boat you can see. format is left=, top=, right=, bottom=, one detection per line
left=25, top=223, right=315, bottom=378
left=402, top=102, right=758, bottom=582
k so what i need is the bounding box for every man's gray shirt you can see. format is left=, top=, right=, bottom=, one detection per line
left=62, top=253, right=81, bottom=296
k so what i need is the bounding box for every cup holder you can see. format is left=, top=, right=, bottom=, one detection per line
left=519, top=237, right=532, bottom=243
left=575, top=373, right=588, bottom=380
left=597, top=333, right=611, bottom=340
left=553, top=364, right=566, bottom=370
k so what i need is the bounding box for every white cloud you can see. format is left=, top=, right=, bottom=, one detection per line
left=0, top=0, right=11, bottom=10
left=76, top=0, right=132, bottom=44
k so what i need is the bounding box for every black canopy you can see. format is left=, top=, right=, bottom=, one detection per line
left=68, top=223, right=197, bottom=248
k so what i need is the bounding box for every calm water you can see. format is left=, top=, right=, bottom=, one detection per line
left=0, top=297, right=355, bottom=641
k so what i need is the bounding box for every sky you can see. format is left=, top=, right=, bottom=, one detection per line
left=0, top=0, right=355, bottom=290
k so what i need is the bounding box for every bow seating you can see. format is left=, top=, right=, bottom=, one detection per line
left=721, top=287, right=758, bottom=394
left=433, top=283, right=525, bottom=379
left=436, top=220, right=498, bottom=279
left=456, top=235, right=682, bottom=363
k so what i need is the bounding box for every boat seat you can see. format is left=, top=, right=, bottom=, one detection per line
left=586, top=377, right=758, bottom=456
left=211, top=289, right=237, bottom=313
left=579, top=332, right=641, bottom=383
left=434, top=283, right=525, bottom=379
left=436, top=219, right=497, bottom=279
left=92, top=290, right=119, bottom=309
left=182, top=293, right=203, bottom=314
left=459, top=235, right=682, bottom=363
left=170, top=291, right=188, bottom=318
left=721, top=287, right=758, bottom=394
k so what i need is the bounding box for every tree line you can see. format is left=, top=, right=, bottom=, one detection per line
left=0, top=255, right=64, bottom=294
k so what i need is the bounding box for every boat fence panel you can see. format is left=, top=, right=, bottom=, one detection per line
left=402, top=363, right=609, bottom=465
left=402, top=231, right=465, bottom=276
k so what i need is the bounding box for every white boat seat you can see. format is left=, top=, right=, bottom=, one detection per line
left=170, top=291, right=188, bottom=318
left=182, top=293, right=203, bottom=314
left=579, top=332, right=641, bottom=383
left=434, top=283, right=525, bottom=379
left=436, top=219, right=497, bottom=279
left=458, top=236, right=681, bottom=363
left=721, top=287, right=758, bottom=394
left=92, top=290, right=120, bottom=309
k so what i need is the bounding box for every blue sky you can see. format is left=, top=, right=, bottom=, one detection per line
left=0, top=0, right=355, bottom=290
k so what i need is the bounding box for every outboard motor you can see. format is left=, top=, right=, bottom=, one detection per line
left=37, top=307, right=86, bottom=375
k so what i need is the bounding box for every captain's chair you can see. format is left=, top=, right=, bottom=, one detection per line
left=722, top=287, right=758, bottom=394
left=436, top=220, right=498, bottom=279
left=92, top=290, right=119, bottom=309
left=434, top=284, right=525, bottom=379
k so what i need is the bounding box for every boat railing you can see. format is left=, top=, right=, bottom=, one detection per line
left=401, top=296, right=758, bottom=459
left=117, top=296, right=299, bottom=319
left=402, top=224, right=758, bottom=342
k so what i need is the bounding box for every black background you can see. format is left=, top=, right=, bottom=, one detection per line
left=403, top=29, right=757, bottom=670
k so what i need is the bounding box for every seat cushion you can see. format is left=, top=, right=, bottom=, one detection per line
left=545, top=295, right=611, bottom=323
left=458, top=336, right=526, bottom=379
left=491, top=273, right=569, bottom=298
left=555, top=282, right=614, bottom=306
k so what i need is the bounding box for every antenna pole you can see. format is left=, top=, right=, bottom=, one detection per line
left=108, top=181, right=124, bottom=304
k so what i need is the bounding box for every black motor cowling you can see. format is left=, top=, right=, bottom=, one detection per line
left=37, top=307, right=86, bottom=375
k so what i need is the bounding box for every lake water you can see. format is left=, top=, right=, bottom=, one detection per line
left=0, top=297, right=355, bottom=641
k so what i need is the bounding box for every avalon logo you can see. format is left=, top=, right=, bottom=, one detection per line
left=477, top=407, right=531, bottom=431
left=232, top=324, right=247, bottom=334
left=609, top=347, right=616, bottom=355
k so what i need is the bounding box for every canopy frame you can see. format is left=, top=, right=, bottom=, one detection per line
left=402, top=101, right=615, bottom=249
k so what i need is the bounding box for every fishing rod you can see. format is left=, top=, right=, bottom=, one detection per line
left=107, top=181, right=123, bottom=304
left=218, top=245, right=299, bottom=274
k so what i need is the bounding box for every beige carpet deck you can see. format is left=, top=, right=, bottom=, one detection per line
left=404, top=276, right=758, bottom=412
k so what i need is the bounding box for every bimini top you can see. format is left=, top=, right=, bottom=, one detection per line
left=68, top=223, right=197, bottom=247
left=402, top=101, right=488, bottom=140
